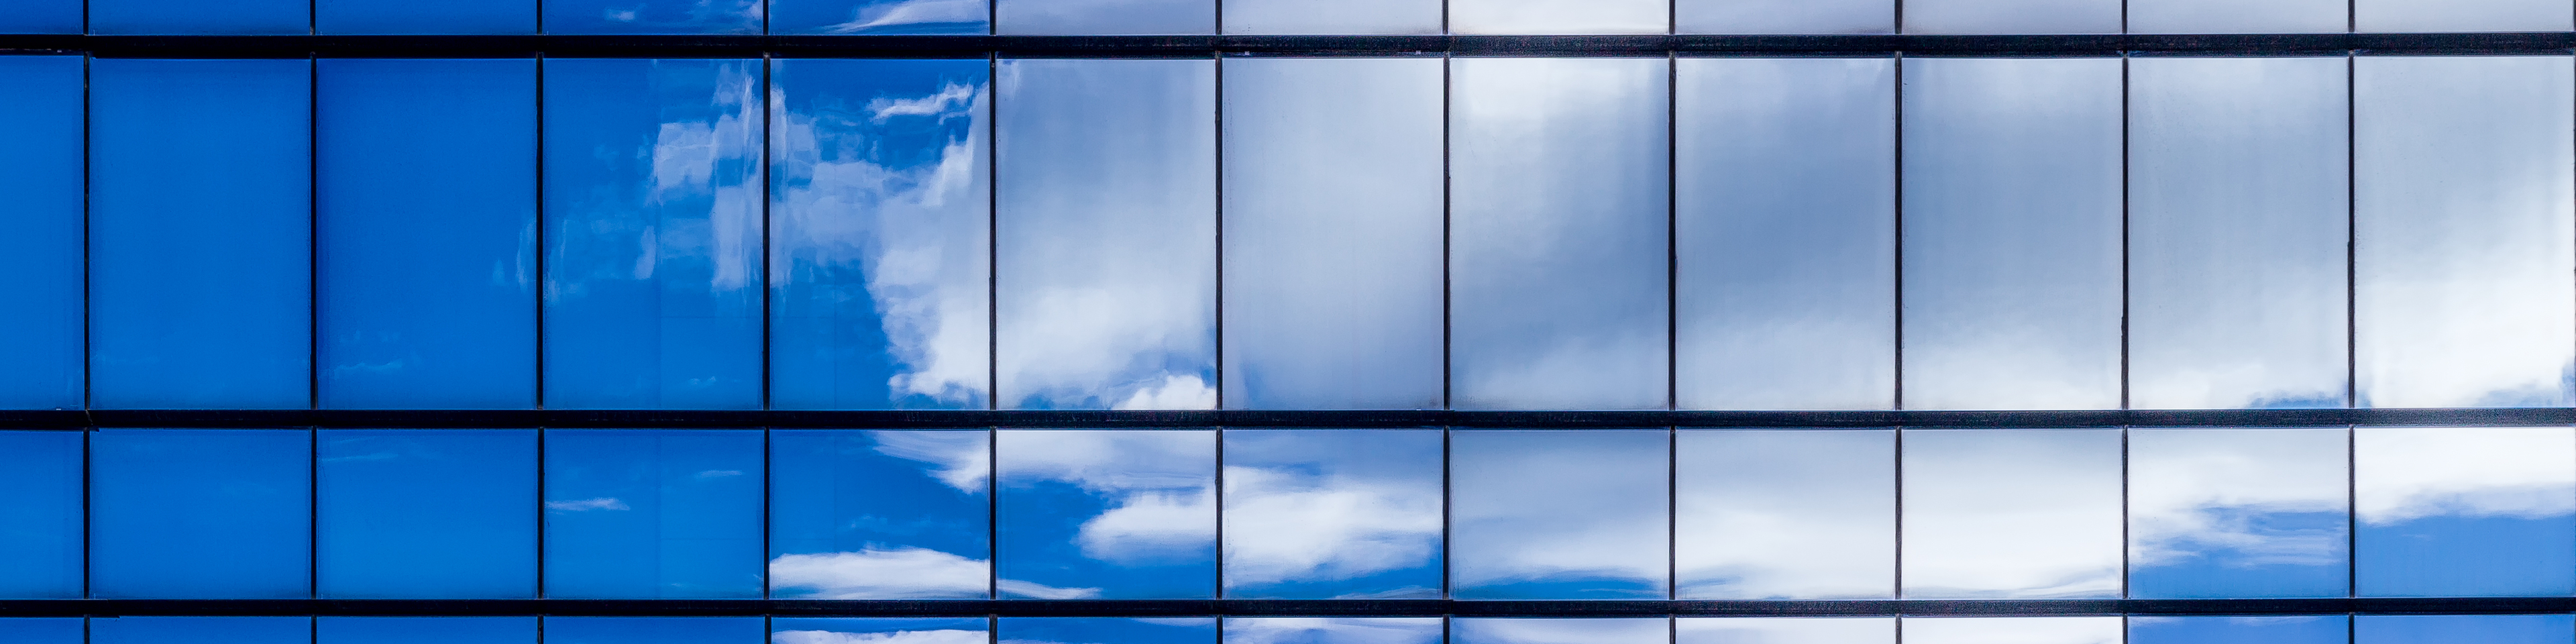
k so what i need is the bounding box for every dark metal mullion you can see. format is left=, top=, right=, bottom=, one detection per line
left=13, top=597, right=2576, bottom=617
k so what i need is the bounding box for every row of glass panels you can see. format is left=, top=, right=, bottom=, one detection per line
left=3, top=55, right=2563, bottom=413
left=1, top=426, right=2568, bottom=600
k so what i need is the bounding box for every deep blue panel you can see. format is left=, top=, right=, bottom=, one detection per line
left=0, top=619, right=82, bottom=643
left=318, top=58, right=537, bottom=409
left=91, top=429, right=311, bottom=598
left=1000, top=618, right=1218, bottom=644
left=2358, top=615, right=2576, bottom=644
left=771, top=430, right=991, bottom=598
left=770, top=58, right=990, bottom=410
left=774, top=0, right=987, bottom=33
left=91, top=0, right=306, bottom=33
left=0, top=433, right=77, bottom=598
left=90, top=58, right=312, bottom=410
left=319, top=429, right=539, bottom=598
left=545, top=617, right=767, bottom=644
left=545, top=429, right=765, bottom=598
left=0, top=57, right=81, bottom=409
left=94, top=618, right=312, bottom=644
left=543, top=58, right=765, bottom=410
left=318, top=617, right=539, bottom=644
left=2133, top=616, right=2348, bottom=644
left=2359, top=514, right=2576, bottom=596
left=543, top=0, right=759, bottom=34
left=0, top=0, right=79, bottom=32
left=317, top=0, right=533, bottom=32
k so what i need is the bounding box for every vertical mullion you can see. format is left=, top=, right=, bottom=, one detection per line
left=1891, top=52, right=1905, bottom=411
left=759, top=56, right=773, bottom=412
left=2118, top=54, right=2131, bottom=413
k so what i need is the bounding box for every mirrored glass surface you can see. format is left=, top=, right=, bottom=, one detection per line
left=2128, top=428, right=2348, bottom=598
left=2129, top=0, right=2343, bottom=32
left=317, top=617, right=539, bottom=644
left=2129, top=57, right=2347, bottom=410
left=775, top=618, right=987, bottom=644
left=2131, top=616, right=2348, bottom=644
left=90, top=59, right=311, bottom=410
left=1676, top=617, right=1894, bottom=644
left=1221, top=0, right=1437, bottom=33
left=770, top=58, right=991, bottom=410
left=2355, top=426, right=2576, bottom=597
left=93, top=618, right=311, bottom=644
left=1452, top=619, right=1668, bottom=644
left=544, top=429, right=765, bottom=598
left=544, top=58, right=765, bottom=410
left=91, top=429, right=311, bottom=598
left=0, top=432, right=79, bottom=598
left=91, top=0, right=305, bottom=33
left=775, top=0, right=987, bottom=33
left=1675, top=57, right=1894, bottom=410
left=543, top=0, right=758, bottom=33
left=771, top=430, right=991, bottom=598
left=319, top=58, right=538, bottom=410
left=1678, top=0, right=1890, bottom=33
left=2357, top=0, right=2570, bottom=31
left=1221, top=57, right=1444, bottom=410
left=1451, top=429, right=1668, bottom=599
left=1899, top=58, right=2123, bottom=411
left=995, top=59, right=1216, bottom=410
left=1450, top=0, right=1666, bottom=33
left=1900, top=0, right=2118, bottom=33
left=1222, top=429, right=1443, bottom=598
left=0, top=56, right=80, bottom=410
left=1676, top=429, right=1893, bottom=599
left=2354, top=56, right=2576, bottom=408
left=1450, top=57, right=1670, bottom=411
left=1002, top=619, right=1218, bottom=644
left=996, top=429, right=1216, bottom=598
left=318, top=429, right=539, bottom=598
left=1901, top=429, right=2122, bottom=598
left=2356, top=615, right=2575, bottom=644
left=1901, top=618, right=2122, bottom=644
left=545, top=617, right=767, bottom=644
left=0, top=619, right=80, bottom=644
left=1226, top=618, right=1444, bottom=644
left=0, top=0, right=79, bottom=32
left=997, top=0, right=1210, bottom=34
left=317, top=0, right=533, bottom=32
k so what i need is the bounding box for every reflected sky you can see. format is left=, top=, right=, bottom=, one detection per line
left=1676, top=57, right=1894, bottom=411
left=1452, top=429, right=1668, bottom=599
left=1678, top=0, right=1890, bottom=33
left=2354, top=56, right=2576, bottom=409
left=1900, top=58, right=2123, bottom=411
left=318, top=617, right=539, bottom=644
left=0, top=619, right=79, bottom=644
left=2127, top=429, right=2347, bottom=598
left=0, top=0, right=78, bottom=32
left=2357, top=0, right=2570, bottom=31
left=1676, top=617, right=1893, bottom=644
left=771, top=58, right=990, bottom=410
left=1226, top=618, right=1441, bottom=644
left=91, top=0, right=302, bottom=33
left=1902, top=0, right=2118, bottom=33
left=2129, top=0, right=2343, bottom=32
left=544, top=429, right=765, bottom=598
left=996, top=59, right=1216, bottom=410
left=544, top=0, right=759, bottom=34
left=1002, top=618, right=1218, bottom=644
left=997, top=429, right=1216, bottom=598
left=93, top=618, right=311, bottom=644
left=1901, top=429, right=2121, bottom=598
left=2131, top=616, right=2347, bottom=644
left=1450, top=0, right=1666, bottom=33
left=772, top=430, right=990, bottom=599
left=2355, top=427, right=2576, bottom=597
left=319, top=429, right=539, bottom=598
left=998, top=0, right=1210, bottom=34
left=0, top=432, right=80, bottom=598
left=0, top=56, right=80, bottom=410
left=1450, top=58, right=1669, bottom=411
left=775, top=618, right=987, bottom=644
left=775, top=0, right=987, bottom=33
left=545, top=58, right=765, bottom=410
left=1677, top=429, right=1893, bottom=599
left=317, top=0, right=533, bottom=32
left=2356, top=615, right=2576, bottom=644
left=1221, top=0, right=1437, bottom=33
left=1221, top=57, right=1444, bottom=411
left=1452, top=619, right=1666, bottom=644
left=91, top=429, right=311, bottom=599
left=1902, top=618, right=2121, bottom=644
left=547, top=617, right=767, bottom=644
left=1222, top=430, right=1442, bottom=598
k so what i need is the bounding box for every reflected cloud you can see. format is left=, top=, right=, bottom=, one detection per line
left=777, top=631, right=986, bottom=644
left=1674, top=617, right=1894, bottom=644
left=1676, top=430, right=1893, bottom=599
left=818, top=0, right=987, bottom=32
left=1451, top=619, right=1667, bottom=644
left=869, top=429, right=990, bottom=493
left=768, top=548, right=988, bottom=599
left=996, top=0, right=1211, bottom=34
left=1448, top=0, right=1666, bottom=34
left=1901, top=430, right=2123, bottom=598
left=1900, top=617, right=2122, bottom=644
left=998, top=430, right=1215, bottom=598
left=2128, top=429, right=2347, bottom=592
left=1222, top=466, right=1441, bottom=590
left=2356, top=427, right=2576, bottom=525
left=1451, top=431, right=1666, bottom=598
left=547, top=497, right=631, bottom=512
left=1224, top=618, right=1442, bottom=644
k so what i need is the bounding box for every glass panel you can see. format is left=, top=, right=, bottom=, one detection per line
left=1222, top=429, right=1443, bottom=598
left=1220, top=0, right=1437, bottom=33
left=0, top=619, right=81, bottom=644
left=1676, top=0, right=1890, bottom=34
left=996, top=0, right=1210, bottom=34
left=2357, top=0, right=2570, bottom=31
left=0, top=432, right=79, bottom=598
left=775, top=619, right=988, bottom=644
left=1676, top=617, right=1894, bottom=644
left=2356, top=616, right=2576, bottom=644
left=1899, top=58, right=2123, bottom=411
left=543, top=429, right=766, bottom=598
left=317, top=0, right=533, bottom=32
left=1451, top=429, right=1668, bottom=599
left=773, top=0, right=987, bottom=33
left=2129, top=57, right=2348, bottom=410
left=1675, top=57, right=1894, bottom=411
left=1901, top=618, right=2122, bottom=644
left=1450, top=57, right=1670, bottom=411
left=771, top=430, right=991, bottom=598
left=543, top=0, right=759, bottom=33
left=319, top=58, right=538, bottom=410
left=1225, top=618, right=1444, bottom=644
left=1000, top=619, right=1218, bottom=644
left=2127, top=428, right=2348, bottom=598
left=1452, top=619, right=1667, bottom=644
left=91, top=429, right=311, bottom=598
left=2131, top=616, right=2349, bottom=644
left=318, top=429, right=539, bottom=598
left=1676, top=429, right=1893, bottom=599
left=995, top=59, right=1216, bottom=410
left=317, top=617, right=540, bottom=644
left=1900, top=429, right=2121, bottom=598
left=1220, top=57, right=1444, bottom=411
left=0, top=56, right=80, bottom=409
left=90, top=59, right=312, bottom=410
left=545, top=618, right=767, bottom=644
left=2355, top=426, right=2576, bottom=597
left=0, top=0, right=79, bottom=32
left=996, top=429, right=1216, bottom=598
left=2354, top=56, right=2576, bottom=408
left=2129, top=0, right=2343, bottom=32
left=544, top=58, right=765, bottom=410
left=1900, top=0, right=2119, bottom=33
left=90, top=0, right=305, bottom=33
left=770, top=58, right=991, bottom=410
left=1450, top=0, right=1666, bottom=33
left=93, top=618, right=312, bottom=644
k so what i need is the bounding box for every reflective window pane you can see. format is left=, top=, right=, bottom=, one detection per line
left=91, top=429, right=312, bottom=598
left=1222, top=429, right=1443, bottom=598
left=997, top=429, right=1216, bottom=598
left=317, top=0, right=533, bottom=32
left=1676, top=57, right=1894, bottom=411
left=2355, top=56, right=2576, bottom=408
left=1450, top=57, right=1670, bottom=411
left=771, top=430, right=991, bottom=598
left=1677, top=429, right=1893, bottom=599
left=1900, top=429, right=2121, bottom=598
left=1677, top=0, right=1890, bottom=34
left=1452, top=619, right=1667, bottom=644
left=775, top=619, right=989, bottom=644
left=91, top=0, right=305, bottom=33
left=1899, top=58, right=2123, bottom=411
left=545, top=618, right=767, bottom=644
left=1676, top=617, right=1894, bottom=644
left=1001, top=619, right=1218, bottom=644
left=1220, top=0, right=1437, bottom=34
left=997, top=0, right=1210, bottom=34
left=0, top=56, right=81, bottom=409
left=544, top=429, right=766, bottom=598
left=317, top=617, right=540, bottom=644
left=1220, top=57, right=1444, bottom=410
left=93, top=618, right=311, bottom=644
left=2355, top=427, right=2576, bottom=597
left=1902, top=618, right=2122, bottom=644
left=2128, top=429, right=2349, bottom=598
left=770, top=58, right=991, bottom=411
left=0, top=0, right=78, bottom=32
left=543, top=0, right=759, bottom=33
left=1450, top=0, right=1666, bottom=34
left=774, top=0, right=987, bottom=33
left=2356, top=615, right=2575, bottom=644
left=1452, top=429, right=1668, bottom=599
left=0, top=619, right=80, bottom=644
left=1900, top=0, right=2118, bottom=33
left=2357, top=0, right=2570, bottom=31
left=0, top=431, right=80, bottom=598
left=319, top=58, right=539, bottom=410
left=91, top=59, right=312, bottom=410
left=319, top=429, right=539, bottom=598
left=1226, top=618, right=1443, bottom=644
left=544, top=58, right=765, bottom=410
left=2129, top=0, right=2343, bottom=32
left=2132, top=616, right=2349, bottom=644
left=995, top=59, right=1216, bottom=410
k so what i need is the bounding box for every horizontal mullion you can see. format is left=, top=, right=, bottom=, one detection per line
left=1, top=408, right=2570, bottom=429
left=3, top=598, right=2571, bottom=617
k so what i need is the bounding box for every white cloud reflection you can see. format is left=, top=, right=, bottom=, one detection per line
left=2127, top=429, right=2347, bottom=570
left=768, top=548, right=989, bottom=599
left=1900, top=617, right=2121, bottom=644
left=1451, top=619, right=1668, bottom=644
left=1901, top=430, right=2123, bottom=598
left=1224, top=618, right=1442, bottom=644
left=819, top=0, right=987, bottom=32
left=775, top=629, right=988, bottom=644
left=1222, top=465, right=1442, bottom=590
left=999, top=430, right=1214, bottom=568
left=2355, top=427, right=2576, bottom=526
left=1450, top=431, right=1667, bottom=596
left=1674, top=617, right=1894, bottom=644
left=868, top=429, right=990, bottom=493
left=1676, top=431, right=1893, bottom=599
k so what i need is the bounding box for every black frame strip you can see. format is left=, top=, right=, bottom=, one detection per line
left=7, top=408, right=2575, bottom=429
left=6, top=598, right=2573, bottom=618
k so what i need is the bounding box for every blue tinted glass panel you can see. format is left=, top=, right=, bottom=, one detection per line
left=91, top=0, right=305, bottom=33
left=0, top=432, right=80, bottom=598
left=91, top=429, right=311, bottom=598
left=775, top=0, right=986, bottom=32
left=0, top=0, right=78, bottom=32
left=319, top=58, right=538, bottom=409
left=319, top=429, right=539, bottom=598
left=1222, top=429, right=1443, bottom=598
left=317, top=0, right=533, bottom=32
left=775, top=618, right=988, bottom=643
left=1225, top=618, right=1443, bottom=644
left=93, top=618, right=311, bottom=644
left=543, top=0, right=759, bottom=33
left=1000, top=619, right=1218, bottom=644
left=2355, top=427, right=2576, bottom=597
left=770, top=58, right=990, bottom=410
left=545, top=429, right=765, bottom=598
left=545, top=58, right=764, bottom=410
left=1451, top=429, right=1668, bottom=599
left=2357, top=615, right=2576, bottom=644
left=0, top=56, right=81, bottom=409
left=318, top=617, right=539, bottom=644
left=91, top=58, right=312, bottom=410
left=996, top=0, right=1210, bottom=34
left=996, top=429, right=1216, bottom=598
left=2128, top=429, right=2348, bottom=598
left=0, top=619, right=81, bottom=643
left=545, top=618, right=767, bottom=644
left=771, top=430, right=991, bottom=598
left=2132, top=616, right=2348, bottom=644
left=1454, top=619, right=1667, bottom=644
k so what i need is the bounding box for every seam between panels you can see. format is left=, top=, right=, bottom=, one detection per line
left=987, top=427, right=1000, bottom=600
left=761, top=56, right=773, bottom=412
left=1891, top=53, right=1906, bottom=412
left=1665, top=52, right=1678, bottom=413
left=1212, top=53, right=1226, bottom=414
left=81, top=52, right=94, bottom=604
left=2344, top=54, right=2357, bottom=410
left=987, top=52, right=1000, bottom=412
left=309, top=55, right=321, bottom=414
left=2118, top=54, right=2132, bottom=413
left=2345, top=423, right=2357, bottom=598
left=536, top=54, right=549, bottom=411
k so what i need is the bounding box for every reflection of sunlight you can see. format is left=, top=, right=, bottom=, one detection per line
left=774, top=629, right=987, bottom=644
left=1222, top=466, right=1440, bottom=588
left=768, top=547, right=990, bottom=598
left=2357, top=427, right=2576, bottom=525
